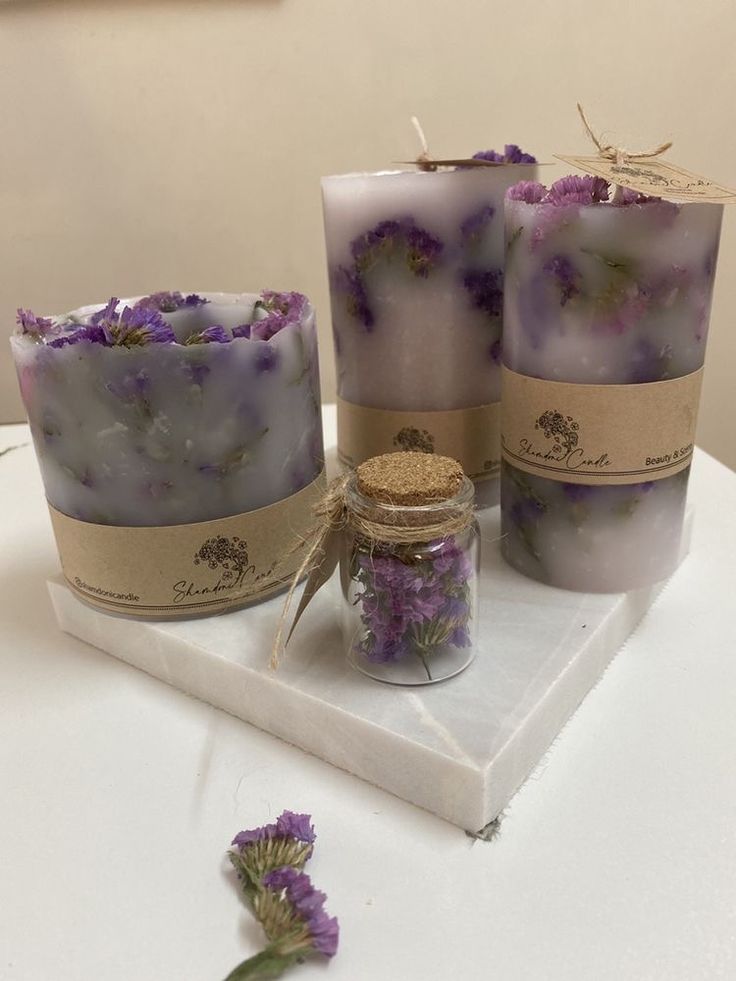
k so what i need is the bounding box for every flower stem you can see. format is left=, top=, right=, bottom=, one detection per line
left=417, top=653, right=433, bottom=682
left=223, top=947, right=300, bottom=981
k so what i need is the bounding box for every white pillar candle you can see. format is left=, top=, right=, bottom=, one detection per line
left=322, top=146, right=537, bottom=506
left=501, top=176, right=723, bottom=591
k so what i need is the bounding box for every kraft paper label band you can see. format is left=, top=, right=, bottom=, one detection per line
left=337, top=398, right=501, bottom=481
left=501, top=367, right=703, bottom=485
left=49, top=471, right=326, bottom=619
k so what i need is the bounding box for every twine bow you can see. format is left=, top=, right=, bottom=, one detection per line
left=576, top=103, right=672, bottom=165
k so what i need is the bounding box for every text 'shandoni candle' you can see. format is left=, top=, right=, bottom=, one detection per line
left=500, top=176, right=723, bottom=591
left=11, top=290, right=325, bottom=617
left=321, top=145, right=538, bottom=507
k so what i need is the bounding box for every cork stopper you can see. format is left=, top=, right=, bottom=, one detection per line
left=356, top=452, right=465, bottom=506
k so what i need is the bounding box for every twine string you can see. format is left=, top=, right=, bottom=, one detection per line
left=576, top=103, right=672, bottom=163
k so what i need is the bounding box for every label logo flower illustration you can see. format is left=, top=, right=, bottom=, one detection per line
left=393, top=427, right=435, bottom=454
left=534, top=410, right=580, bottom=455
left=193, top=535, right=251, bottom=588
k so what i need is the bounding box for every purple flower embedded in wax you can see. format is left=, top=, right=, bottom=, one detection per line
left=506, top=180, right=547, bottom=204
left=404, top=221, right=443, bottom=278
left=489, top=338, right=502, bottom=364
left=16, top=309, right=55, bottom=340
left=253, top=345, right=281, bottom=373
left=546, top=175, right=610, bottom=206
left=462, top=268, right=503, bottom=318
left=339, top=216, right=443, bottom=328
left=543, top=254, right=581, bottom=306
left=184, top=324, right=231, bottom=344
left=258, top=867, right=339, bottom=959
left=255, top=290, right=308, bottom=322
left=232, top=322, right=252, bottom=339
left=460, top=204, right=495, bottom=246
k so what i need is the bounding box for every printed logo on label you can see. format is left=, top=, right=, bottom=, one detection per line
left=392, top=427, right=435, bottom=454
left=171, top=534, right=271, bottom=606
left=514, top=408, right=612, bottom=474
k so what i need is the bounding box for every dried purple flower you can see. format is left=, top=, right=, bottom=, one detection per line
left=543, top=254, right=581, bottom=306
left=16, top=309, right=55, bottom=340
left=47, top=324, right=110, bottom=348
left=507, top=180, right=547, bottom=204
left=462, top=268, right=503, bottom=319
left=96, top=301, right=177, bottom=347
left=460, top=204, right=495, bottom=245
left=133, top=291, right=208, bottom=313
left=471, top=145, right=536, bottom=164
left=184, top=324, right=231, bottom=345
left=546, top=175, right=610, bottom=206
left=253, top=346, right=280, bottom=373
left=230, top=810, right=315, bottom=898
left=259, top=867, right=339, bottom=958
left=353, top=537, right=473, bottom=680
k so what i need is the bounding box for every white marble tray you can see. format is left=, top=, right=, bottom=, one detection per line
left=47, top=506, right=692, bottom=831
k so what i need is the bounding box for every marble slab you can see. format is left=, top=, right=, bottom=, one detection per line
left=48, top=508, right=691, bottom=831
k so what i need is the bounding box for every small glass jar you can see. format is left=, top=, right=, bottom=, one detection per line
left=340, top=459, right=480, bottom=686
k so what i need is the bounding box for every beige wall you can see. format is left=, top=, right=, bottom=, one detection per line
left=1, top=0, right=735, bottom=469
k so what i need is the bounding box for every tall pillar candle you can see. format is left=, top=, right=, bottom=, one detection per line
left=500, top=176, right=723, bottom=591
left=11, top=290, right=325, bottom=616
left=322, top=146, right=537, bottom=507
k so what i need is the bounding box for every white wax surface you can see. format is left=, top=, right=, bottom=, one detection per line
left=322, top=166, right=537, bottom=411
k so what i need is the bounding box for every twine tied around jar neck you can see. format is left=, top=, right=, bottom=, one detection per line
left=271, top=452, right=475, bottom=669
left=576, top=103, right=673, bottom=166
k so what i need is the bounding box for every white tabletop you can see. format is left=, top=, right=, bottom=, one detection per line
left=2, top=409, right=736, bottom=981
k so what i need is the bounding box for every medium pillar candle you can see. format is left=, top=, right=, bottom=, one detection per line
left=501, top=176, right=723, bottom=591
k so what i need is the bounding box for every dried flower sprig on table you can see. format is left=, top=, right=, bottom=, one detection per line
left=224, top=811, right=339, bottom=981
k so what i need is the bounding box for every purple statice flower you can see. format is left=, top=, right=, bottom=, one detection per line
left=340, top=217, right=443, bottom=328
left=353, top=537, right=473, bottom=678
left=16, top=308, right=55, bottom=340
left=472, top=149, right=504, bottom=163
left=337, top=265, right=374, bottom=331
left=231, top=322, right=252, bottom=339
left=503, top=144, right=537, bottom=164
left=630, top=339, right=674, bottom=383
left=470, top=145, right=536, bottom=164
left=47, top=324, right=110, bottom=348
left=184, top=324, right=231, bottom=344
left=95, top=299, right=177, bottom=346
left=255, top=290, right=308, bottom=322
left=230, top=811, right=316, bottom=900
left=543, top=254, right=580, bottom=306
left=462, top=267, right=503, bottom=318
left=253, top=345, right=280, bottom=373
left=105, top=369, right=150, bottom=405
left=133, top=291, right=208, bottom=313
left=259, top=867, right=339, bottom=959
left=506, top=180, right=547, bottom=204
left=404, top=221, right=443, bottom=278
left=460, top=204, right=495, bottom=246
left=546, top=175, right=610, bottom=206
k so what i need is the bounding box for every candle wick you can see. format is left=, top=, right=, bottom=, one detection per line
left=411, top=115, right=436, bottom=171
